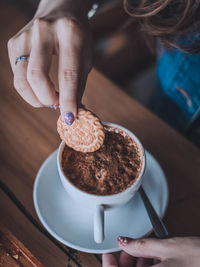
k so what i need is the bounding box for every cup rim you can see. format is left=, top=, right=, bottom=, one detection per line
left=57, top=122, right=146, bottom=199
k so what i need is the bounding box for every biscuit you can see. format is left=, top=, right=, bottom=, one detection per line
left=57, top=108, right=105, bottom=152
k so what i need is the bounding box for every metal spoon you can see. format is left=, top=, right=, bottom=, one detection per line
left=139, top=186, right=169, bottom=238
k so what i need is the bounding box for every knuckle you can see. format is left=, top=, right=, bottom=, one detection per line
left=62, top=69, right=78, bottom=82
left=57, top=17, right=77, bottom=28
left=27, top=68, right=44, bottom=84
left=33, top=18, right=46, bottom=28
left=33, top=19, right=49, bottom=37
left=19, top=31, right=29, bottom=40
left=56, top=17, right=82, bottom=38
left=134, top=239, right=147, bottom=251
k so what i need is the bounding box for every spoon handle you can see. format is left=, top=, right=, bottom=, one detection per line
left=139, top=186, right=169, bottom=239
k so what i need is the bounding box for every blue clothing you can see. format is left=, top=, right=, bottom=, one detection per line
left=157, top=44, right=200, bottom=129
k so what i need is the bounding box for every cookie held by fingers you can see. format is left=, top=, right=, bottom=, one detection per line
left=57, top=108, right=105, bottom=152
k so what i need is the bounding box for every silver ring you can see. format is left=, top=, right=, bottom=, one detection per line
left=15, top=55, right=29, bottom=65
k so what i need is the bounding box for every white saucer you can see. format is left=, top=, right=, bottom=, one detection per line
left=33, top=150, right=168, bottom=254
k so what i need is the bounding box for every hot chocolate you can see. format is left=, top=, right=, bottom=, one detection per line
left=61, top=125, right=143, bottom=195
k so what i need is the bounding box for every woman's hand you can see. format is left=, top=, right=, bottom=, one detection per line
left=103, top=236, right=200, bottom=267
left=8, top=0, right=93, bottom=125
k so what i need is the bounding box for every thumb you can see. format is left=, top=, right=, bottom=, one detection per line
left=102, top=254, right=118, bottom=267
left=117, top=236, right=170, bottom=260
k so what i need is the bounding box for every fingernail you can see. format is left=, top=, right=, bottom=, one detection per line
left=45, top=105, right=59, bottom=110
left=117, top=236, right=130, bottom=245
left=64, top=112, right=74, bottom=125
left=45, top=105, right=56, bottom=110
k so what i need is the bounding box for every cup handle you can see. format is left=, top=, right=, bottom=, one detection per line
left=94, top=205, right=104, bottom=243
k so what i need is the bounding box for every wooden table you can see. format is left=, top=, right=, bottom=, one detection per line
left=1, top=2, right=200, bottom=266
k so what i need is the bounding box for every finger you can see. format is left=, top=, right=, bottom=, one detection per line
left=14, top=61, right=43, bottom=107
left=8, top=32, right=42, bottom=107
left=102, top=254, right=118, bottom=267
left=119, top=251, right=136, bottom=267
left=27, top=19, right=59, bottom=106
left=8, top=31, right=30, bottom=72
left=57, top=18, right=83, bottom=124
left=136, top=257, right=153, bottom=267
left=117, top=237, right=171, bottom=260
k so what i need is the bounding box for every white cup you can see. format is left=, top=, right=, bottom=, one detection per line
left=57, top=122, right=146, bottom=243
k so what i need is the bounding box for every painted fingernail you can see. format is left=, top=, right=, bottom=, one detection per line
left=45, top=105, right=59, bottom=110
left=45, top=105, right=56, bottom=110
left=64, top=112, right=74, bottom=125
left=117, top=236, right=130, bottom=245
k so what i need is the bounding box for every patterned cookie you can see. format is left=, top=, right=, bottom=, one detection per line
left=57, top=108, right=105, bottom=152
